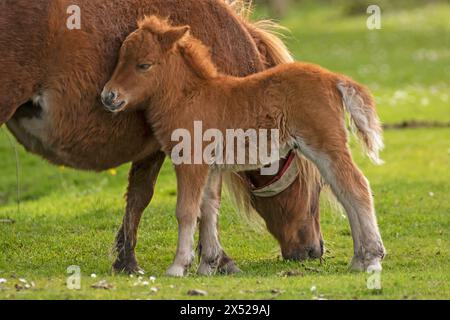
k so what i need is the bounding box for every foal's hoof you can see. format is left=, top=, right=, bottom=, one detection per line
left=197, top=261, right=218, bottom=276
left=219, top=261, right=241, bottom=275
left=218, top=257, right=242, bottom=275
left=350, top=255, right=383, bottom=272
left=166, top=264, right=187, bottom=277
left=197, top=260, right=241, bottom=276
left=197, top=252, right=241, bottom=276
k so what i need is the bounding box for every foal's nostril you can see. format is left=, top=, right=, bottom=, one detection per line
left=108, top=91, right=117, bottom=102
left=102, top=90, right=118, bottom=106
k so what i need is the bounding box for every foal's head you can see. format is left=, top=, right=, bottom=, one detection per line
left=102, top=15, right=218, bottom=113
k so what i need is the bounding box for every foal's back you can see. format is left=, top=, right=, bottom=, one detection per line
left=208, top=62, right=344, bottom=134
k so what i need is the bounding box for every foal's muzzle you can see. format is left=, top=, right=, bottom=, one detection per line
left=101, top=89, right=125, bottom=112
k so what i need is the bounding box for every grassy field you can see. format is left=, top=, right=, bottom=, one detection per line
left=0, top=3, right=449, bottom=299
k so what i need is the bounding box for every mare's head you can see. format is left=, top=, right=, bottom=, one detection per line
left=102, top=16, right=190, bottom=112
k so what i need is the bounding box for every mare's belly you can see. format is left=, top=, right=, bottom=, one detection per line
left=7, top=97, right=159, bottom=171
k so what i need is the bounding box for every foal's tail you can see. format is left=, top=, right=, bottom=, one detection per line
left=336, top=77, right=384, bottom=165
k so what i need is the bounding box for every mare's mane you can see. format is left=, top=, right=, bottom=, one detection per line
left=138, top=15, right=218, bottom=80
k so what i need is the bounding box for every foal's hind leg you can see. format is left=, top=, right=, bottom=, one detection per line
left=295, top=139, right=385, bottom=271
left=166, top=165, right=210, bottom=277
left=197, top=172, right=241, bottom=275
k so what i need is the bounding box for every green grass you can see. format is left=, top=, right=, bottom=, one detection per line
left=0, top=3, right=449, bottom=299
left=270, top=3, right=450, bottom=124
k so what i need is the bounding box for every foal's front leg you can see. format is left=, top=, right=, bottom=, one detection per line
left=166, top=164, right=210, bottom=277
left=197, top=171, right=241, bottom=275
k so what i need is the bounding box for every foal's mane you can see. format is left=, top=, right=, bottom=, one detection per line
left=138, top=16, right=218, bottom=80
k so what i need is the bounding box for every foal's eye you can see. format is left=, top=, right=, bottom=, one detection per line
left=137, top=63, right=153, bottom=71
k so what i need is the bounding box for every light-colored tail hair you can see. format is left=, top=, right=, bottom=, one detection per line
left=224, top=0, right=253, bottom=19
left=226, top=0, right=293, bottom=65
left=243, top=20, right=294, bottom=66
left=337, top=80, right=384, bottom=165
left=224, top=0, right=321, bottom=215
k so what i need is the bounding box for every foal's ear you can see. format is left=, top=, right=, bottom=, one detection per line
left=160, top=26, right=190, bottom=51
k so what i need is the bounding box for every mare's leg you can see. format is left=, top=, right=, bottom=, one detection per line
left=113, top=152, right=166, bottom=274
left=166, top=165, right=210, bottom=277
left=295, top=139, right=385, bottom=271
left=197, top=172, right=241, bottom=275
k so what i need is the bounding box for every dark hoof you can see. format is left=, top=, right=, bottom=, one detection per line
left=218, top=253, right=242, bottom=275
left=112, top=258, right=144, bottom=275
left=219, top=260, right=242, bottom=275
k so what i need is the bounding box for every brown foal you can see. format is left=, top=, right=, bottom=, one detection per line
left=103, top=16, right=386, bottom=276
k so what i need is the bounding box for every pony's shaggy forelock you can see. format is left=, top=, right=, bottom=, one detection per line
left=138, top=15, right=218, bottom=80
left=138, top=15, right=172, bottom=34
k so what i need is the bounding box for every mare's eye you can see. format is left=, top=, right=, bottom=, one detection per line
left=138, top=63, right=153, bottom=71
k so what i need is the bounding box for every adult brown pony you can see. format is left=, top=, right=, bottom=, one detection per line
left=0, top=0, right=322, bottom=273
left=103, top=16, right=386, bottom=276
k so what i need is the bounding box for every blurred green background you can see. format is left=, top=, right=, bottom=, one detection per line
left=253, top=0, right=450, bottom=125
left=0, top=0, right=449, bottom=299
left=256, top=0, right=450, bottom=17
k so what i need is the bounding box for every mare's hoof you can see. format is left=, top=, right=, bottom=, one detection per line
left=112, top=258, right=144, bottom=275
